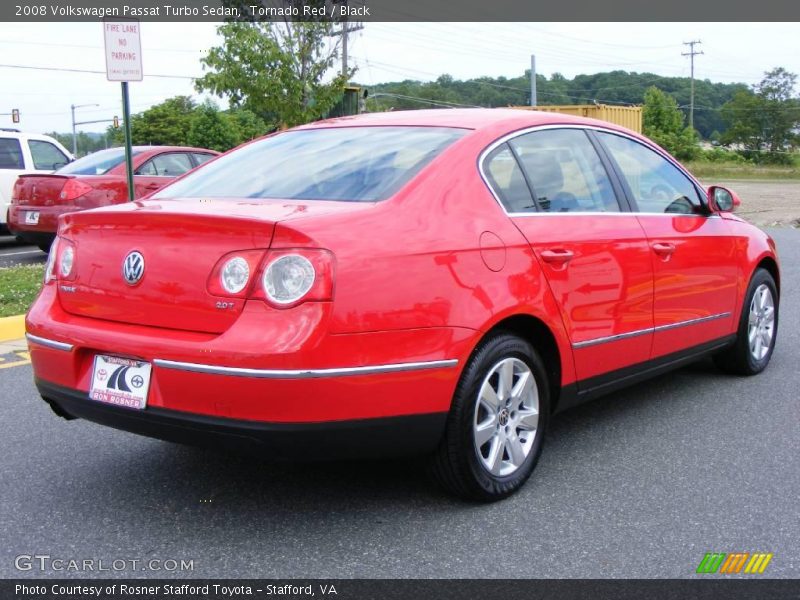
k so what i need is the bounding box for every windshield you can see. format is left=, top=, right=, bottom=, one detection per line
left=57, top=147, right=141, bottom=176
left=155, top=126, right=468, bottom=202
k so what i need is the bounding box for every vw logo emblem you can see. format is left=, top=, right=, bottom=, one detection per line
left=122, top=251, right=145, bottom=285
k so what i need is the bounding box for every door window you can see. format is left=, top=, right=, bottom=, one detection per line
left=596, top=132, right=703, bottom=215
left=137, top=153, right=194, bottom=177
left=28, top=140, right=70, bottom=171
left=509, top=129, right=621, bottom=213
left=0, top=138, right=24, bottom=169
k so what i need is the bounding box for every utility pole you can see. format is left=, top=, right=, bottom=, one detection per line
left=70, top=103, right=99, bottom=156
left=682, top=40, right=703, bottom=131
left=331, top=6, right=363, bottom=84
left=530, top=54, right=537, bottom=107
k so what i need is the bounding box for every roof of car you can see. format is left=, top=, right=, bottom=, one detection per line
left=0, top=130, right=61, bottom=141
left=131, top=146, right=219, bottom=154
left=301, top=108, right=634, bottom=135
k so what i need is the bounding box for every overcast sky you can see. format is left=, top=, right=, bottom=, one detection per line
left=1, top=22, right=797, bottom=134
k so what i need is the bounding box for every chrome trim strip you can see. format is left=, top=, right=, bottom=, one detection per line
left=572, top=312, right=732, bottom=349
left=572, top=327, right=652, bottom=349
left=478, top=123, right=706, bottom=218
left=653, top=312, right=732, bottom=333
left=505, top=212, right=717, bottom=218
left=152, top=358, right=459, bottom=379
left=25, top=333, right=74, bottom=352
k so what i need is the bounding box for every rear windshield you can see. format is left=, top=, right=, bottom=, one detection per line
left=155, top=126, right=467, bottom=202
left=58, top=147, right=141, bottom=175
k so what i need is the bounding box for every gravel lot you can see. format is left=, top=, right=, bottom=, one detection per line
left=710, top=180, right=800, bottom=228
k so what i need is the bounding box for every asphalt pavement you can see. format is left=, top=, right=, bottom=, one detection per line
left=1, top=228, right=798, bottom=579
left=0, top=235, right=47, bottom=267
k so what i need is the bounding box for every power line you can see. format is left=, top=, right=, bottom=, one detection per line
left=0, top=63, right=197, bottom=80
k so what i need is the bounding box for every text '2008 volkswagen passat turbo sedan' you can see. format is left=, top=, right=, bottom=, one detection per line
left=26, top=109, right=779, bottom=501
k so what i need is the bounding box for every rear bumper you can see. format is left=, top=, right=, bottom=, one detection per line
left=7, top=204, right=72, bottom=234
left=27, top=285, right=474, bottom=423
left=36, top=379, right=447, bottom=459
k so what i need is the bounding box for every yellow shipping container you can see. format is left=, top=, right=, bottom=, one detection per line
left=509, top=104, right=642, bottom=134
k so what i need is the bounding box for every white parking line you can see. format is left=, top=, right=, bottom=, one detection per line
left=0, top=250, right=42, bottom=257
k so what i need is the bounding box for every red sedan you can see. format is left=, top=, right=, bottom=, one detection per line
left=8, top=145, right=218, bottom=251
left=26, top=110, right=779, bottom=501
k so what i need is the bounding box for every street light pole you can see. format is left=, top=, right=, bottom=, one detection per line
left=70, top=103, right=100, bottom=157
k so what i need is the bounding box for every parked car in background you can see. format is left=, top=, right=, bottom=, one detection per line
left=8, top=145, right=219, bottom=251
left=0, top=129, right=73, bottom=235
left=26, top=110, right=779, bottom=501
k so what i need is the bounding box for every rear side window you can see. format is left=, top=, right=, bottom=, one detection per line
left=596, top=132, right=703, bottom=214
left=28, top=140, right=70, bottom=171
left=509, top=129, right=621, bottom=213
left=0, top=138, right=24, bottom=170
left=156, top=127, right=467, bottom=202
left=137, top=153, right=193, bottom=177
left=192, top=152, right=215, bottom=166
left=482, top=144, right=535, bottom=213
left=58, top=147, right=141, bottom=175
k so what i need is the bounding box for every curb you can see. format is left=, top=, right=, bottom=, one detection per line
left=0, top=314, right=26, bottom=343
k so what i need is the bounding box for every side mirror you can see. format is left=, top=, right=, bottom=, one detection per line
left=707, top=185, right=740, bottom=213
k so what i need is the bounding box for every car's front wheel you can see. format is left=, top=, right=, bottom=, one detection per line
left=429, top=332, right=550, bottom=501
left=714, top=268, right=779, bottom=375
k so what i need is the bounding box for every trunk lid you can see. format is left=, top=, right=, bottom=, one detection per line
left=13, top=174, right=71, bottom=206
left=57, top=198, right=367, bottom=334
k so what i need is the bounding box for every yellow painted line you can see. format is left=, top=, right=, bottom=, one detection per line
left=0, top=351, right=31, bottom=369
left=0, top=314, right=25, bottom=342
left=0, top=358, right=30, bottom=369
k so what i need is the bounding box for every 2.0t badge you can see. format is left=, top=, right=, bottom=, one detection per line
left=122, top=251, right=145, bottom=285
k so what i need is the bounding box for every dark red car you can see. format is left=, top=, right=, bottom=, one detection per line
left=26, top=110, right=779, bottom=501
left=8, top=145, right=218, bottom=250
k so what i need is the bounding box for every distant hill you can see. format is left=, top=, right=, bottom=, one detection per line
left=359, top=70, right=749, bottom=139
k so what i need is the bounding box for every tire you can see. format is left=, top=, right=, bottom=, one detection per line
left=37, top=242, right=52, bottom=253
left=429, top=332, right=550, bottom=502
left=714, top=268, right=778, bottom=375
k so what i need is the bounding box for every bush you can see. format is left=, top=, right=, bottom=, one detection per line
left=701, top=147, right=747, bottom=163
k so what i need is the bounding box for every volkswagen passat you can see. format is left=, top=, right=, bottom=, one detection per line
left=26, top=109, right=779, bottom=501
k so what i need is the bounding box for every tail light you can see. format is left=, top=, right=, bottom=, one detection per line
left=59, top=179, right=93, bottom=202
left=44, top=238, right=60, bottom=284
left=207, top=248, right=334, bottom=308
left=11, top=179, right=23, bottom=203
left=44, top=238, right=77, bottom=284
left=206, top=250, right=265, bottom=298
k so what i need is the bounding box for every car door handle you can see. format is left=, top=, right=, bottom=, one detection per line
left=540, top=249, right=574, bottom=265
left=144, top=183, right=161, bottom=190
left=652, top=242, right=676, bottom=257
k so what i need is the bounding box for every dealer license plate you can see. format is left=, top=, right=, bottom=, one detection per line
left=89, top=355, right=152, bottom=410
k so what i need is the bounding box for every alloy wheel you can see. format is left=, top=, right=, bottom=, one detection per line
left=748, top=283, right=775, bottom=361
left=473, top=357, right=539, bottom=477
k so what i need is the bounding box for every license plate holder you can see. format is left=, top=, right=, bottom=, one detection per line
left=89, top=355, right=152, bottom=410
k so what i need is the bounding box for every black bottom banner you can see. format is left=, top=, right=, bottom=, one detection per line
left=3, top=579, right=800, bottom=600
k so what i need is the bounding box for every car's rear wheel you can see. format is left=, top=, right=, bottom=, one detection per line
left=714, top=268, right=778, bottom=375
left=429, top=332, right=550, bottom=501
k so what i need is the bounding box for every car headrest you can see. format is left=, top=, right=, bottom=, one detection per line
left=520, top=152, right=564, bottom=199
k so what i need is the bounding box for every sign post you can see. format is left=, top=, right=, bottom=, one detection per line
left=103, top=19, right=142, bottom=202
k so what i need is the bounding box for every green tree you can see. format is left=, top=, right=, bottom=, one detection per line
left=642, top=86, right=699, bottom=160
left=226, top=108, right=268, bottom=143
left=721, top=68, right=799, bottom=163
left=110, top=96, right=197, bottom=146
left=187, top=101, right=239, bottom=152
left=196, top=22, right=349, bottom=129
